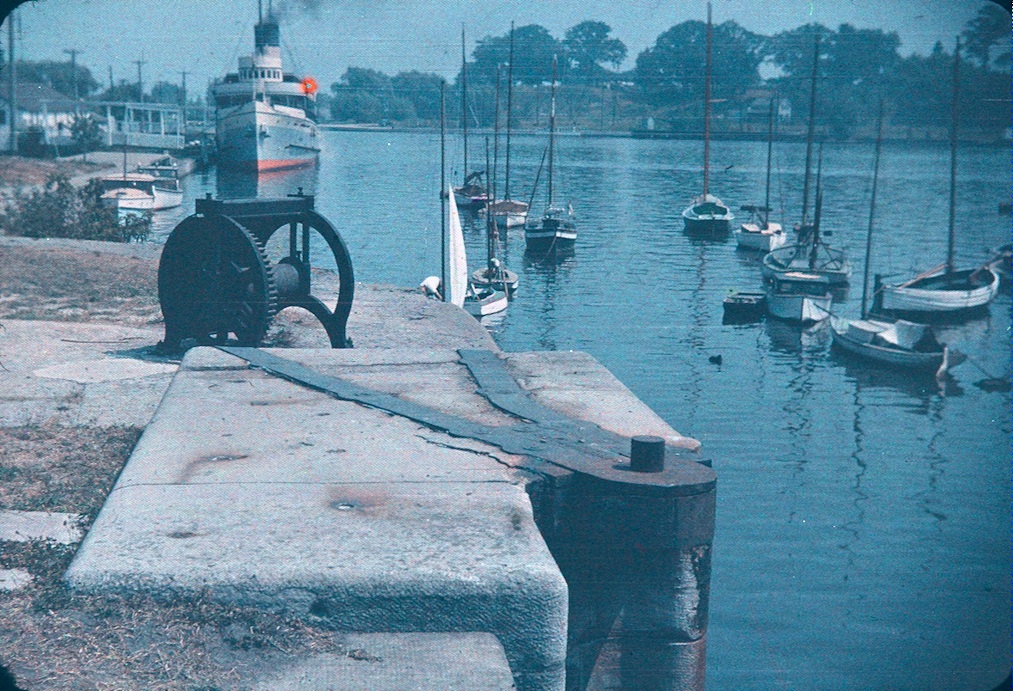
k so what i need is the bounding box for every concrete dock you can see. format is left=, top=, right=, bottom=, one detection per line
left=1, top=235, right=715, bottom=690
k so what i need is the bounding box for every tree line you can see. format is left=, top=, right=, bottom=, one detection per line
left=326, top=4, right=1008, bottom=138
left=4, top=4, right=1007, bottom=139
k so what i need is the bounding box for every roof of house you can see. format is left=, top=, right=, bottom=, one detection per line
left=0, top=79, right=79, bottom=113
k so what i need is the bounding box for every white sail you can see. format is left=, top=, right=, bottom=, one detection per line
left=445, top=187, right=469, bottom=308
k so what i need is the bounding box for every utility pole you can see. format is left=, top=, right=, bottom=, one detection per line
left=133, top=57, right=146, bottom=102
left=180, top=70, right=188, bottom=107
left=107, top=65, right=113, bottom=91
left=7, top=8, right=16, bottom=153
left=63, top=48, right=81, bottom=99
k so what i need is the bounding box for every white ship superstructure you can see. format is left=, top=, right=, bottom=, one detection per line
left=212, top=8, right=319, bottom=171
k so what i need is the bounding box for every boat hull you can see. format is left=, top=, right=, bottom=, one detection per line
left=525, top=217, right=576, bottom=249
left=830, top=318, right=948, bottom=373
left=762, top=244, right=852, bottom=286
left=766, top=293, right=832, bottom=323
left=494, top=210, right=528, bottom=229
left=152, top=186, right=183, bottom=211
left=736, top=224, right=787, bottom=252
left=216, top=101, right=319, bottom=171
left=879, top=267, right=999, bottom=315
left=723, top=292, right=766, bottom=322
left=453, top=191, right=488, bottom=209
left=471, top=267, right=519, bottom=295
left=682, top=194, right=734, bottom=235
left=464, top=290, right=508, bottom=317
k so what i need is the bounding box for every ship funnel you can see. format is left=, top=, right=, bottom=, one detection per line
left=255, top=17, right=280, bottom=49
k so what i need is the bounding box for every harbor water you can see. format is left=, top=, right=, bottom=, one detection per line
left=153, top=130, right=1009, bottom=690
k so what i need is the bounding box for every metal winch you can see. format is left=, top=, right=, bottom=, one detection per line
left=157, top=192, right=354, bottom=351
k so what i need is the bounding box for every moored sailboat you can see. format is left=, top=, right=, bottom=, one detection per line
left=876, top=39, right=998, bottom=318
left=472, top=137, right=520, bottom=295
left=736, top=97, right=785, bottom=251
left=423, top=84, right=506, bottom=318
left=761, top=144, right=851, bottom=285
left=525, top=56, right=576, bottom=251
left=830, top=101, right=955, bottom=377
left=682, top=3, right=733, bottom=235
left=761, top=35, right=850, bottom=285
left=452, top=27, right=489, bottom=210
left=488, top=22, right=529, bottom=230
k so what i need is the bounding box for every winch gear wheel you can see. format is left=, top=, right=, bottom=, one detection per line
left=158, top=213, right=278, bottom=347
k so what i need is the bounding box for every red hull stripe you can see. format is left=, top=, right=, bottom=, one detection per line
left=256, top=158, right=316, bottom=172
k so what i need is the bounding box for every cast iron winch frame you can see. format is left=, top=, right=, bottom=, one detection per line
left=157, top=192, right=354, bottom=351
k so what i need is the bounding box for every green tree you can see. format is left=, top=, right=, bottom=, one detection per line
left=634, top=20, right=762, bottom=109
left=0, top=174, right=148, bottom=243
left=328, top=67, right=417, bottom=123
left=391, top=71, right=444, bottom=122
left=469, top=24, right=562, bottom=86
left=563, top=21, right=627, bottom=85
left=99, top=81, right=142, bottom=102
left=962, top=2, right=1010, bottom=69
left=70, top=113, right=102, bottom=161
left=4, top=60, right=99, bottom=98
left=149, top=81, right=182, bottom=104
left=765, top=23, right=899, bottom=137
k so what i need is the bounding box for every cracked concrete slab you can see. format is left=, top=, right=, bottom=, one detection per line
left=0, top=510, right=86, bottom=544
left=250, top=632, right=516, bottom=690
left=33, top=358, right=177, bottom=383
left=67, top=346, right=701, bottom=690
left=0, top=568, right=33, bottom=592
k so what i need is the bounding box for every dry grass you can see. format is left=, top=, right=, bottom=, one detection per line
left=0, top=425, right=347, bottom=691
left=0, top=425, right=142, bottom=516
left=0, top=240, right=355, bottom=689
left=0, top=243, right=161, bottom=325
left=0, top=156, right=108, bottom=188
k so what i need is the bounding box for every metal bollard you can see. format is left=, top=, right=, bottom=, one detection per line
left=534, top=435, right=715, bottom=691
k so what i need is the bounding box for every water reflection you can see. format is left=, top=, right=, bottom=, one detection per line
left=764, top=318, right=830, bottom=355
left=216, top=166, right=319, bottom=200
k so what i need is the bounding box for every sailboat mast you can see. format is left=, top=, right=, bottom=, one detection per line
left=440, top=83, right=447, bottom=301
left=947, top=37, right=960, bottom=277
left=485, top=137, right=493, bottom=265
left=764, top=95, right=775, bottom=227
left=703, top=2, right=713, bottom=197
left=861, top=100, right=886, bottom=320
left=493, top=65, right=501, bottom=207
left=505, top=22, right=515, bottom=201
left=801, top=33, right=820, bottom=228
left=461, top=26, right=468, bottom=180
left=808, top=143, right=823, bottom=271
left=548, top=55, right=557, bottom=209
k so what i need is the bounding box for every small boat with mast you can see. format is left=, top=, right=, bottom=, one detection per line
left=525, top=55, right=576, bottom=251
left=761, top=35, right=850, bottom=286
left=487, top=22, right=529, bottom=230
left=831, top=102, right=955, bottom=377
left=472, top=136, right=520, bottom=295
left=682, top=3, right=734, bottom=235
left=764, top=190, right=833, bottom=323
left=875, top=38, right=998, bottom=318
left=453, top=27, right=489, bottom=210
left=736, top=97, right=785, bottom=251
left=423, top=84, right=507, bottom=318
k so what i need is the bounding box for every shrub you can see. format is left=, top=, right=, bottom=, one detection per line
left=0, top=174, right=150, bottom=243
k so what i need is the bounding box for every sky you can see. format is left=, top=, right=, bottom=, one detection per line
left=2, top=0, right=993, bottom=96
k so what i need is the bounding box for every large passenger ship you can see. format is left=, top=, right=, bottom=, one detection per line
left=212, top=6, right=320, bottom=171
